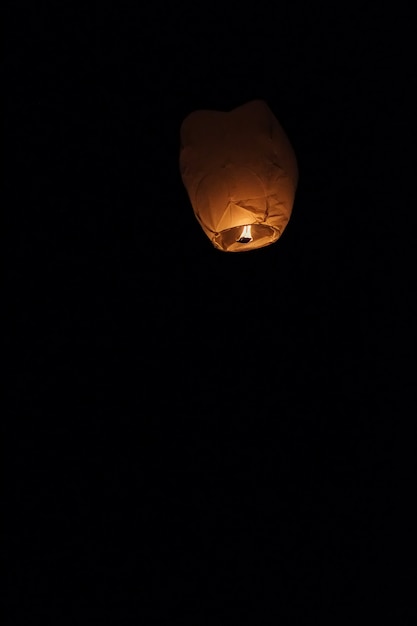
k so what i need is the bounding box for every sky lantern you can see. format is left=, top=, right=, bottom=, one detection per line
left=180, top=100, right=298, bottom=252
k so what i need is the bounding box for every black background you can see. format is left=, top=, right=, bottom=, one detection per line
left=4, top=3, right=415, bottom=624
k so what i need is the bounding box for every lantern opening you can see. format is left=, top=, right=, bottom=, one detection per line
left=213, top=224, right=281, bottom=252
left=236, top=224, right=253, bottom=244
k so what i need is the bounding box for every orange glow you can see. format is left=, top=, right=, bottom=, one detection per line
left=180, top=100, right=298, bottom=252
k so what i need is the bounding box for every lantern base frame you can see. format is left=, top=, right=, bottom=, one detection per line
left=212, top=224, right=280, bottom=252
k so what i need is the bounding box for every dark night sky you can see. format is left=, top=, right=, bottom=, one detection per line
left=4, top=3, right=415, bottom=623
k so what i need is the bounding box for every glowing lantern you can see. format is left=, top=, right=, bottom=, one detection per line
left=180, top=99, right=298, bottom=252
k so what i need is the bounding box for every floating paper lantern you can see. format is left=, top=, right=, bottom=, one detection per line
left=179, top=100, right=298, bottom=252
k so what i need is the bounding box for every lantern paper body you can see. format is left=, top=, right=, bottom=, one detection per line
left=180, top=100, right=298, bottom=252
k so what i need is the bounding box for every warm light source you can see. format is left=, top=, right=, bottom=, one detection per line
left=179, top=100, right=298, bottom=252
left=237, top=225, right=253, bottom=244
